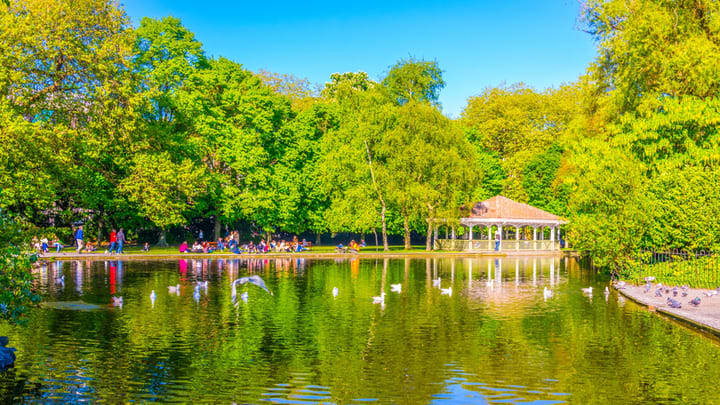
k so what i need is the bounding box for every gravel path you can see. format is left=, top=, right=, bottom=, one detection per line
left=615, top=282, right=720, bottom=335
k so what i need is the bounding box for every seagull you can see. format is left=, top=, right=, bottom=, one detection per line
left=432, top=278, right=441, bottom=288
left=168, top=284, right=180, bottom=295
left=440, top=286, right=452, bottom=296
left=390, top=283, right=402, bottom=293
left=372, top=292, right=385, bottom=304
left=111, top=296, right=123, bottom=307
left=667, top=297, right=682, bottom=309
left=543, top=287, right=553, bottom=300
left=690, top=297, right=701, bottom=306
left=332, top=287, right=339, bottom=298
left=581, top=287, right=593, bottom=294
left=150, top=290, right=157, bottom=307
left=705, top=290, right=718, bottom=297
left=231, top=275, right=273, bottom=295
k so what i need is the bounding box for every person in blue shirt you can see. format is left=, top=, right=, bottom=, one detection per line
left=75, top=226, right=84, bottom=253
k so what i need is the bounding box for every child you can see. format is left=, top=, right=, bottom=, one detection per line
left=142, top=242, right=150, bottom=252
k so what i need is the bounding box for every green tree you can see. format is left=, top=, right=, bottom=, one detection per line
left=382, top=58, right=445, bottom=106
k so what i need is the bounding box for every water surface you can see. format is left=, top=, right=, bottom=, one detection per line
left=1, top=256, right=719, bottom=403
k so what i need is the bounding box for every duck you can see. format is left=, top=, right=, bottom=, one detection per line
left=440, top=286, right=452, bottom=296
left=390, top=284, right=402, bottom=293
left=332, top=287, right=339, bottom=298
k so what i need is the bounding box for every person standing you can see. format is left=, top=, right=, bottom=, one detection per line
left=198, top=229, right=204, bottom=242
left=117, top=228, right=126, bottom=254
left=494, top=230, right=501, bottom=251
left=109, top=229, right=117, bottom=253
left=75, top=225, right=84, bottom=254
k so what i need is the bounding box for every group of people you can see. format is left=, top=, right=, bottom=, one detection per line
left=178, top=231, right=311, bottom=255
left=335, top=239, right=365, bottom=253
left=33, top=225, right=131, bottom=255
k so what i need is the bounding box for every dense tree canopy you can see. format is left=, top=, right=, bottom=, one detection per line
left=1, top=0, right=719, bottom=267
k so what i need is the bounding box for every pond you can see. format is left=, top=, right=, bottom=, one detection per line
left=2, top=256, right=720, bottom=403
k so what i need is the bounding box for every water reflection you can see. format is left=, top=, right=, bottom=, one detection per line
left=3, top=256, right=719, bottom=403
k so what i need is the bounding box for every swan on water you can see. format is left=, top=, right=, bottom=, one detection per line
left=440, top=287, right=452, bottom=296
left=372, top=292, right=385, bottom=304
left=581, top=287, right=593, bottom=294
left=390, top=284, right=401, bottom=293
left=432, top=278, right=441, bottom=288
left=168, top=284, right=180, bottom=295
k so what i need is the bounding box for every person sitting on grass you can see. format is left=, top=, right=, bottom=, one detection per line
left=335, top=243, right=346, bottom=253
left=85, top=241, right=97, bottom=252
left=142, top=242, right=150, bottom=252
left=191, top=241, right=202, bottom=253
left=348, top=240, right=359, bottom=254
left=179, top=241, right=189, bottom=253
left=217, top=238, right=225, bottom=252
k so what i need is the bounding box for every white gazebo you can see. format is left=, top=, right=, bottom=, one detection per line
left=435, top=195, right=567, bottom=251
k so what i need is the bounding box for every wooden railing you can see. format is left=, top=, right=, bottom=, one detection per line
left=435, top=239, right=558, bottom=251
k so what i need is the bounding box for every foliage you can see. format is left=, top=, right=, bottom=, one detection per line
left=382, top=58, right=445, bottom=107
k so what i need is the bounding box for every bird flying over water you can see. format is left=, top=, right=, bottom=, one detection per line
left=232, top=275, right=273, bottom=295
left=111, top=296, right=123, bottom=307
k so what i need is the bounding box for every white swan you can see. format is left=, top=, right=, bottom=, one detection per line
left=432, top=278, right=441, bottom=288
left=440, top=286, right=452, bottom=296
left=168, top=284, right=180, bottom=295
left=390, top=284, right=401, bottom=293
left=581, top=287, right=593, bottom=294
left=372, top=292, right=385, bottom=304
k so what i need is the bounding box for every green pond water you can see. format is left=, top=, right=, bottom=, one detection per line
left=2, top=257, right=720, bottom=404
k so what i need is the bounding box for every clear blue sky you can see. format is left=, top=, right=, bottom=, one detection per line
left=121, top=0, right=597, bottom=117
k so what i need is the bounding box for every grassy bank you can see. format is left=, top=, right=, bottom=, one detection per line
left=620, top=254, right=720, bottom=289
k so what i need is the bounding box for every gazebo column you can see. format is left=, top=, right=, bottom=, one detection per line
left=487, top=225, right=492, bottom=251
left=468, top=225, right=473, bottom=251
left=550, top=226, right=556, bottom=250
left=515, top=225, right=520, bottom=250
left=451, top=227, right=456, bottom=240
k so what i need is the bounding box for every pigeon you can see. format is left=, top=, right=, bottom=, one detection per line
left=672, top=287, right=678, bottom=297
left=440, top=287, right=453, bottom=296
left=111, top=296, right=123, bottom=307
left=332, top=287, right=339, bottom=298
left=581, top=287, right=593, bottom=294
left=655, top=289, right=663, bottom=297
left=390, top=283, right=402, bottom=293
left=664, top=288, right=670, bottom=295
left=681, top=285, right=689, bottom=297
left=372, top=292, right=385, bottom=304
left=690, top=297, right=701, bottom=306
left=643, top=283, right=652, bottom=294
left=168, top=284, right=180, bottom=294
left=667, top=297, right=682, bottom=309
left=543, top=287, right=553, bottom=300
left=432, top=278, right=441, bottom=288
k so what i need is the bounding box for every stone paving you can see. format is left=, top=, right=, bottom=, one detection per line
left=615, top=281, right=720, bottom=335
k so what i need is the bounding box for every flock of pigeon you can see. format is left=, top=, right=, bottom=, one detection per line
left=614, top=278, right=719, bottom=309
left=109, top=275, right=273, bottom=309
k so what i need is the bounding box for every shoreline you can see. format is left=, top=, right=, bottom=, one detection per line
left=615, top=283, right=720, bottom=337
left=39, top=250, right=577, bottom=261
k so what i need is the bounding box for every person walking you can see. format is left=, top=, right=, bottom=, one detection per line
left=116, top=228, right=126, bottom=254
left=494, top=230, right=501, bottom=251
left=109, top=229, right=117, bottom=253
left=75, top=225, right=84, bottom=254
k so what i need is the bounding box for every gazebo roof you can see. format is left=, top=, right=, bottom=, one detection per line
left=462, top=195, right=565, bottom=225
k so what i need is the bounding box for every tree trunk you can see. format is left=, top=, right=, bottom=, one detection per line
left=373, top=228, right=378, bottom=251
left=315, top=232, right=321, bottom=246
left=157, top=229, right=168, bottom=247
left=381, top=204, right=389, bottom=251
left=96, top=217, right=103, bottom=244
left=403, top=215, right=411, bottom=250
left=425, top=219, right=433, bottom=251
left=214, top=217, right=221, bottom=241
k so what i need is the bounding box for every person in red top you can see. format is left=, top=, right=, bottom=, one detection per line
left=109, top=229, right=117, bottom=254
